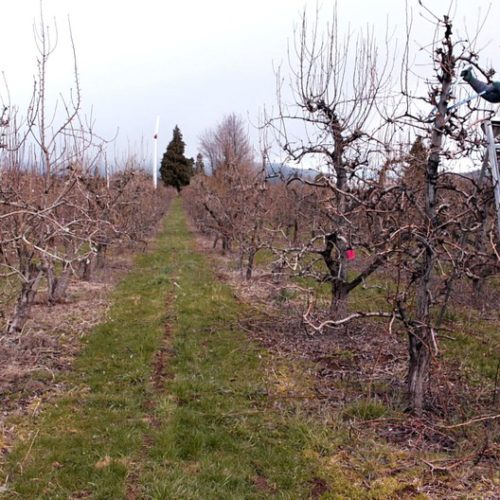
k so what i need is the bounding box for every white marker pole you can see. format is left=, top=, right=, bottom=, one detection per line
left=153, top=115, right=160, bottom=189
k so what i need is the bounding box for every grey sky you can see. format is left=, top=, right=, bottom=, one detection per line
left=1, top=0, right=499, bottom=168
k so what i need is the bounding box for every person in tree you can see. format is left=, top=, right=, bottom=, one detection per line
left=461, top=67, right=500, bottom=103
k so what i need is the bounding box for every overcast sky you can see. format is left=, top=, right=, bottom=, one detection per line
left=1, top=0, right=499, bottom=168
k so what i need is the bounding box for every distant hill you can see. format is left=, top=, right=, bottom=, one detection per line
left=264, top=163, right=320, bottom=183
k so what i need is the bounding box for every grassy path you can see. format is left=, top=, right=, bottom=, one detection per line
left=4, top=198, right=367, bottom=499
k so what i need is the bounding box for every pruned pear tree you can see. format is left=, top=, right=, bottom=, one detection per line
left=393, top=4, right=500, bottom=415
left=265, top=6, right=398, bottom=320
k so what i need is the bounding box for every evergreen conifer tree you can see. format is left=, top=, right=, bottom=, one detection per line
left=159, top=125, right=193, bottom=191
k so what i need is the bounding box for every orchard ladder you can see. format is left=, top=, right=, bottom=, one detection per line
left=482, top=119, right=500, bottom=240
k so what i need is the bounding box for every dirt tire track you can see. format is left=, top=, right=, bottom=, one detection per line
left=125, top=294, right=175, bottom=499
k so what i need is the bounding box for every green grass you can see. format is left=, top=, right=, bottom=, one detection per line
left=253, top=248, right=275, bottom=266
left=134, top=201, right=360, bottom=498
left=342, top=399, right=389, bottom=421
left=3, top=199, right=427, bottom=499
left=441, top=307, right=499, bottom=381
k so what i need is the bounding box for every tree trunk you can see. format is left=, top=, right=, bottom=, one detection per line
left=81, top=258, right=92, bottom=281
left=7, top=266, right=44, bottom=334
left=406, top=16, right=454, bottom=414
left=246, top=249, right=256, bottom=280
left=96, top=242, right=107, bottom=269
left=330, top=282, right=349, bottom=320
left=321, top=233, right=349, bottom=321
left=408, top=184, right=436, bottom=414
left=407, top=327, right=431, bottom=415
left=45, top=261, right=57, bottom=302
left=408, top=248, right=433, bottom=416
left=436, top=271, right=457, bottom=328
left=237, top=250, right=245, bottom=276
left=49, top=263, right=72, bottom=303
left=292, top=218, right=298, bottom=244
left=472, top=277, right=486, bottom=309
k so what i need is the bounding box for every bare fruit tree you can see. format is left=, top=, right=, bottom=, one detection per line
left=264, top=6, right=397, bottom=320
left=392, top=4, right=500, bottom=414
left=0, top=12, right=92, bottom=333
left=0, top=11, right=172, bottom=335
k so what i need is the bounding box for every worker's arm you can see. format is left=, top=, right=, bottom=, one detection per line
left=461, top=67, right=500, bottom=103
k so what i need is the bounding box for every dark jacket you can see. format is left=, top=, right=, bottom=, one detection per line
left=461, top=67, right=500, bottom=103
